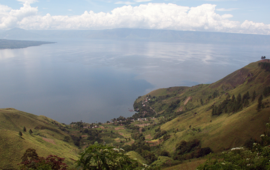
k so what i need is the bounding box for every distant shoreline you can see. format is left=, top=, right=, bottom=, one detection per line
left=0, top=39, right=55, bottom=50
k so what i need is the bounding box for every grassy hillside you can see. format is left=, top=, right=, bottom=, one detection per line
left=131, top=60, right=270, bottom=167
left=0, top=108, right=79, bottom=169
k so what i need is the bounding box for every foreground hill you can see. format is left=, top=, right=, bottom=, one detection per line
left=0, top=108, right=79, bottom=169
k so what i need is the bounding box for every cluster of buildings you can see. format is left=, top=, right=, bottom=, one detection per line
left=141, top=96, right=151, bottom=107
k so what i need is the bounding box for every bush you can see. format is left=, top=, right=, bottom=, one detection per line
left=18, top=148, right=67, bottom=170
left=153, top=130, right=167, bottom=139
left=77, top=142, right=141, bottom=170
left=160, top=150, right=170, bottom=157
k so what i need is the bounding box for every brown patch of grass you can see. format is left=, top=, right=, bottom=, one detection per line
left=145, top=134, right=152, bottom=140
left=115, top=127, right=125, bottom=130
left=135, top=123, right=150, bottom=127
left=178, top=107, right=183, bottom=112
left=42, top=138, right=56, bottom=145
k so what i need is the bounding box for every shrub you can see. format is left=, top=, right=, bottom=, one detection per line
left=77, top=142, right=141, bottom=170
left=160, top=150, right=170, bottom=157
left=18, top=148, right=67, bottom=170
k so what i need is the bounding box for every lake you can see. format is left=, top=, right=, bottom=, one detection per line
left=0, top=39, right=269, bottom=124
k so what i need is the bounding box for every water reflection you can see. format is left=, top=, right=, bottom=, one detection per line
left=0, top=40, right=269, bottom=123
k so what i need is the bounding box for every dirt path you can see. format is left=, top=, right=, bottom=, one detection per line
left=150, top=107, right=157, bottom=115
left=42, top=138, right=56, bottom=145
left=184, top=96, right=192, bottom=105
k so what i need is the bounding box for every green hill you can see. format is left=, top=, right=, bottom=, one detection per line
left=131, top=60, right=270, bottom=165
left=0, top=108, right=79, bottom=169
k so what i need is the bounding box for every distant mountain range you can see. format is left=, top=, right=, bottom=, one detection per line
left=1, top=28, right=270, bottom=44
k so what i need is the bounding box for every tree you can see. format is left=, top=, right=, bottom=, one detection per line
left=77, top=142, right=140, bottom=170
left=63, top=136, right=70, bottom=142
left=231, top=95, right=235, bottom=102
left=237, top=94, right=241, bottom=104
left=200, top=99, right=204, bottom=105
left=252, top=91, right=256, bottom=102
left=23, top=126, right=26, bottom=132
left=19, top=148, right=67, bottom=170
left=19, top=131, right=23, bottom=137
left=257, top=95, right=263, bottom=112
left=29, top=129, right=33, bottom=135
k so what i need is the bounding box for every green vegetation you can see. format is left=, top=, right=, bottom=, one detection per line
left=18, top=148, right=67, bottom=170
left=77, top=142, right=141, bottom=170
left=197, top=120, right=270, bottom=170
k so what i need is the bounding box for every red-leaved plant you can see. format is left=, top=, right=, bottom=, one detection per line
left=18, top=148, right=67, bottom=170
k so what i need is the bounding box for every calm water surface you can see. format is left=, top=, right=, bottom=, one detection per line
left=0, top=39, right=269, bottom=123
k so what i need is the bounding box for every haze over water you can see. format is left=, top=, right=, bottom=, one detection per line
left=0, top=39, right=269, bottom=124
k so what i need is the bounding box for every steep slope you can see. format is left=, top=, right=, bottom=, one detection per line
left=0, top=108, right=79, bottom=169
left=134, top=60, right=270, bottom=154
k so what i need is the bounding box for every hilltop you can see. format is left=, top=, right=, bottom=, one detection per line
left=1, top=60, right=270, bottom=169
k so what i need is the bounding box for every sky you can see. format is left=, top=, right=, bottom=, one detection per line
left=0, top=0, right=270, bottom=34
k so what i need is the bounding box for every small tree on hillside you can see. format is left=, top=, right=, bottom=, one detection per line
left=200, top=99, right=204, bottom=105
left=19, top=131, right=23, bottom=137
left=231, top=95, right=235, bottom=102
left=237, top=94, right=242, bottom=104
left=23, top=126, right=26, bottom=132
left=29, top=129, right=33, bottom=135
left=257, top=95, right=263, bottom=112
left=252, top=91, right=256, bottom=102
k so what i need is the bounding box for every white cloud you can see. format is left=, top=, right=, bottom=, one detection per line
left=0, top=2, right=270, bottom=35
left=240, top=20, right=270, bottom=34
left=0, top=3, right=37, bottom=29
